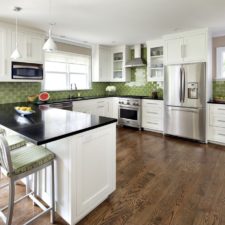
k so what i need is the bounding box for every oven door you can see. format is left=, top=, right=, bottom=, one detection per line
left=118, top=105, right=141, bottom=128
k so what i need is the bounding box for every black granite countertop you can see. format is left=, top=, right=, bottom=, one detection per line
left=35, top=95, right=163, bottom=105
left=0, top=103, right=117, bottom=145
left=208, top=100, right=225, bottom=105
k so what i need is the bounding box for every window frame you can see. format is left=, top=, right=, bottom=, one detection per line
left=42, top=51, right=92, bottom=91
left=216, top=47, right=225, bottom=80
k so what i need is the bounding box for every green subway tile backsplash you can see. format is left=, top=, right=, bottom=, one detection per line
left=213, top=80, right=225, bottom=98
left=48, top=83, right=109, bottom=100
left=0, top=82, right=41, bottom=104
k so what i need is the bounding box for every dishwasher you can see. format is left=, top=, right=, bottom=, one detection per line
left=39, top=101, right=73, bottom=111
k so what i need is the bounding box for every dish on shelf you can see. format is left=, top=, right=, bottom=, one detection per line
left=15, top=107, right=35, bottom=116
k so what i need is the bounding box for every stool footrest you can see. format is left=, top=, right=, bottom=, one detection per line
left=28, top=194, right=48, bottom=211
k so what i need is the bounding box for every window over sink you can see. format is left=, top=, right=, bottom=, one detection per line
left=43, top=51, right=91, bottom=91
left=216, top=47, right=225, bottom=80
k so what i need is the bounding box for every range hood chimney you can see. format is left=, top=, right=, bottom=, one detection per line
left=125, top=44, right=146, bottom=68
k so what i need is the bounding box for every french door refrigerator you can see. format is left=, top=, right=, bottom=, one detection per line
left=164, top=63, right=206, bottom=142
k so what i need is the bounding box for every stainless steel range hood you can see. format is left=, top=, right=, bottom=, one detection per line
left=125, top=44, right=146, bottom=68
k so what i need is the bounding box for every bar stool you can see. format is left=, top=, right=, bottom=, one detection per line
left=0, top=136, right=55, bottom=225
left=0, top=128, right=27, bottom=180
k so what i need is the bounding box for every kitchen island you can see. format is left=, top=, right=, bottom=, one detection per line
left=0, top=103, right=117, bottom=224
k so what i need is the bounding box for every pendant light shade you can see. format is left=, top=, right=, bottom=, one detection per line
left=10, top=7, right=22, bottom=59
left=43, top=0, right=57, bottom=52
left=42, top=25, right=57, bottom=52
left=11, top=48, right=22, bottom=59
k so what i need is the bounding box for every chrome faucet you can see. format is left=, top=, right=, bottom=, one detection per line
left=68, top=83, right=78, bottom=99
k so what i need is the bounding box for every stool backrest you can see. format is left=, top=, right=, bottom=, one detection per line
left=0, top=128, right=6, bottom=136
left=0, top=136, right=13, bottom=174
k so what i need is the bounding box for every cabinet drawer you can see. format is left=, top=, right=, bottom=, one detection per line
left=142, top=116, right=163, bottom=131
left=142, top=100, right=163, bottom=108
left=209, top=126, right=225, bottom=144
left=209, top=104, right=225, bottom=116
left=142, top=107, right=163, bottom=117
left=210, top=115, right=225, bottom=128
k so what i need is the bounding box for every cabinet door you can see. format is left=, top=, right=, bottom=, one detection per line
left=10, top=31, right=27, bottom=62
left=164, top=37, right=183, bottom=65
left=0, top=28, right=8, bottom=80
left=183, top=33, right=207, bottom=63
left=76, top=126, right=116, bottom=218
left=99, top=47, right=111, bottom=81
left=27, top=35, right=44, bottom=63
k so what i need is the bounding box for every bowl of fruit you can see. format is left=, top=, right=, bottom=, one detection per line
left=15, top=106, right=35, bottom=116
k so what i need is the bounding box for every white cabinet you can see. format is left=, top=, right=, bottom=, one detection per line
left=208, top=103, right=225, bottom=145
left=75, top=125, right=116, bottom=218
left=9, top=30, right=44, bottom=64
left=146, top=39, right=164, bottom=82
left=164, top=37, right=183, bottom=64
left=41, top=124, right=116, bottom=224
left=111, top=45, right=131, bottom=82
left=164, top=29, right=208, bottom=65
left=142, top=99, right=164, bottom=132
left=72, top=97, right=118, bottom=120
left=0, top=27, right=8, bottom=81
left=92, top=45, right=111, bottom=82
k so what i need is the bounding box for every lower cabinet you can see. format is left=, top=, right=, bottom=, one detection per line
left=208, top=103, right=225, bottom=145
left=72, top=97, right=118, bottom=119
left=38, top=124, right=116, bottom=225
left=142, top=100, right=164, bottom=132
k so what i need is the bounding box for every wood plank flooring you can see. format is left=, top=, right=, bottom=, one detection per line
left=1, top=127, right=225, bottom=225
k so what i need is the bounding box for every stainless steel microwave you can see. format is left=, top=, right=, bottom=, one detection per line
left=12, top=62, right=43, bottom=80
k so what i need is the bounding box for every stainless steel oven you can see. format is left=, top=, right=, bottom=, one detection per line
left=118, top=97, right=141, bottom=130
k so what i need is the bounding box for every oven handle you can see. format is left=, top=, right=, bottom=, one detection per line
left=119, top=105, right=140, bottom=110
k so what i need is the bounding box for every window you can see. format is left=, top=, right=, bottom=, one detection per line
left=44, top=52, right=91, bottom=90
left=216, top=47, right=225, bottom=80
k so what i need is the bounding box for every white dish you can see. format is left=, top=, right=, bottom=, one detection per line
left=15, top=108, right=35, bottom=116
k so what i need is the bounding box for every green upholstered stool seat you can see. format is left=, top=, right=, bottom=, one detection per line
left=0, top=128, right=6, bottom=135
left=10, top=145, right=55, bottom=176
left=6, top=135, right=26, bottom=151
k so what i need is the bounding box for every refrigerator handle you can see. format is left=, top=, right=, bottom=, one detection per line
left=182, top=67, right=186, bottom=102
left=180, top=67, right=183, bottom=103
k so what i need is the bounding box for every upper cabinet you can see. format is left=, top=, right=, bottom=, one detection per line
left=146, top=39, right=164, bottom=82
left=92, top=45, right=111, bottom=82
left=9, top=30, right=44, bottom=64
left=0, top=22, right=45, bottom=81
left=164, top=29, right=208, bottom=65
left=92, top=45, right=131, bottom=82
left=111, top=45, right=130, bottom=82
left=0, top=28, right=8, bottom=80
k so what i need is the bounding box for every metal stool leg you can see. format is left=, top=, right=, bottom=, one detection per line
left=6, top=179, right=15, bottom=225
left=33, top=173, right=37, bottom=206
left=50, top=161, right=55, bottom=224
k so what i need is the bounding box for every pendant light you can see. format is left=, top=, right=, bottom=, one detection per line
left=43, top=0, right=57, bottom=52
left=11, top=7, right=22, bottom=60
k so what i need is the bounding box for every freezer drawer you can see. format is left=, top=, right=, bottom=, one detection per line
left=164, top=106, right=206, bottom=142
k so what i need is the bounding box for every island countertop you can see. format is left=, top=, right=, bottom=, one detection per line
left=0, top=102, right=117, bottom=145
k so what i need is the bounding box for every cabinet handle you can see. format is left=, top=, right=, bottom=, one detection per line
left=4, top=59, right=7, bottom=75
left=218, top=133, right=225, bottom=137
left=147, top=122, right=158, bottom=125
left=218, top=108, right=225, bottom=111
left=147, top=112, right=158, bottom=115
left=97, top=106, right=104, bottom=108
left=218, top=120, right=225, bottom=123
left=97, top=101, right=105, bottom=104
left=146, top=103, right=157, bottom=105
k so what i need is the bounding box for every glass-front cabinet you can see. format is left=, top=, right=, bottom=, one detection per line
left=111, top=46, right=131, bottom=82
left=113, top=52, right=123, bottom=80
left=147, top=40, right=164, bottom=82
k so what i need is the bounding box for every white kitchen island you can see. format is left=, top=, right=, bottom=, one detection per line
left=0, top=103, right=117, bottom=225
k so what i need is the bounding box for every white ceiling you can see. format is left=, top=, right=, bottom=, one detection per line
left=0, top=0, right=225, bottom=45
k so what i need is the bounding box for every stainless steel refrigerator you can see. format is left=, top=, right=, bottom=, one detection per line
left=164, top=63, right=206, bottom=142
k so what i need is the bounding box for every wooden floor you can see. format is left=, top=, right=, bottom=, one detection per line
left=1, top=127, right=225, bottom=225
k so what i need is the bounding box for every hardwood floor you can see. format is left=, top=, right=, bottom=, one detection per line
left=1, top=127, right=225, bottom=225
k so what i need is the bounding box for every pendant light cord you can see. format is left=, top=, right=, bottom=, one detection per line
left=15, top=12, right=18, bottom=48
